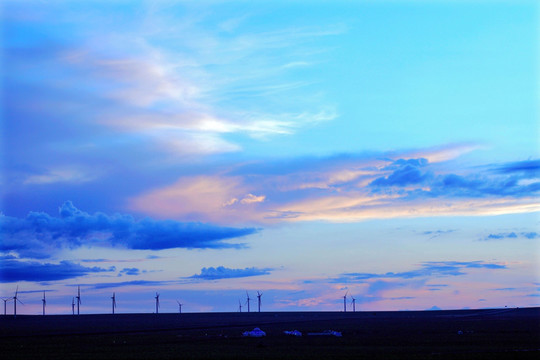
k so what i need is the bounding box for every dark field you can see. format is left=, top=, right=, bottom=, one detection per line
left=1, top=308, right=539, bottom=359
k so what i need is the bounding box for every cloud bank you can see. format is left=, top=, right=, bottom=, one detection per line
left=0, top=259, right=113, bottom=282
left=336, top=261, right=507, bottom=283
left=0, top=201, right=257, bottom=259
left=130, top=153, right=540, bottom=224
left=187, top=266, right=272, bottom=280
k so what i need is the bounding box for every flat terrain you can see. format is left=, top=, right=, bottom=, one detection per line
left=1, top=308, right=539, bottom=359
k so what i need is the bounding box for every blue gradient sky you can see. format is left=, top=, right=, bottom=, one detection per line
left=1, top=0, right=539, bottom=314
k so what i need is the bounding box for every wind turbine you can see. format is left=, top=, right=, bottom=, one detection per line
left=2, top=298, right=11, bottom=315
left=343, top=290, right=348, bottom=312
left=155, top=293, right=160, bottom=314
left=245, top=291, right=251, bottom=313
left=71, top=298, right=75, bottom=315
left=13, top=286, right=23, bottom=317
left=76, top=286, right=81, bottom=315
left=111, top=292, right=117, bottom=314
left=176, top=300, right=182, bottom=314
left=351, top=295, right=356, bottom=312
left=42, top=291, right=46, bottom=315
left=238, top=299, right=242, bottom=312
left=257, top=291, right=263, bottom=312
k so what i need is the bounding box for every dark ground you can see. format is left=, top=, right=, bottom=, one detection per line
left=1, top=307, right=539, bottom=359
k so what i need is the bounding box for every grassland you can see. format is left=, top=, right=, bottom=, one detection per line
left=1, top=307, right=539, bottom=359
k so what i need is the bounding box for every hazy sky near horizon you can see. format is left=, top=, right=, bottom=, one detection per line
left=1, top=0, right=539, bottom=314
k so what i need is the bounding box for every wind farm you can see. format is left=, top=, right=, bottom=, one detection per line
left=1, top=286, right=538, bottom=358
left=1, top=307, right=538, bottom=360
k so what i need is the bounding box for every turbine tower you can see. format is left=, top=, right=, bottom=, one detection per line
left=111, top=292, right=117, bottom=314
left=238, top=299, right=242, bottom=312
left=343, top=290, right=348, bottom=312
left=257, top=291, right=263, bottom=312
left=76, top=286, right=81, bottom=315
left=42, top=291, right=46, bottom=316
left=13, top=286, right=23, bottom=317
left=2, top=298, right=11, bottom=315
left=245, top=291, right=251, bottom=313
left=176, top=300, right=182, bottom=314
left=71, top=298, right=75, bottom=315
left=155, top=293, right=160, bottom=314
left=351, top=295, right=356, bottom=313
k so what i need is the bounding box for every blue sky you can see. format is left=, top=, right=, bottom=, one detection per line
left=1, top=0, right=539, bottom=314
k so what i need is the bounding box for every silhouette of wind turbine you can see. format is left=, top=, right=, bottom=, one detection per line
left=351, top=295, right=356, bottom=312
left=257, top=291, right=263, bottom=312
left=111, top=292, right=117, bottom=314
left=75, top=286, right=81, bottom=315
left=71, top=297, right=75, bottom=315
left=42, top=291, right=46, bottom=316
left=343, top=290, right=348, bottom=312
left=155, top=293, right=160, bottom=314
left=2, top=298, right=12, bottom=315
left=238, top=299, right=242, bottom=312
left=13, top=286, right=23, bottom=317
left=245, top=291, right=251, bottom=313
left=176, top=300, right=182, bottom=314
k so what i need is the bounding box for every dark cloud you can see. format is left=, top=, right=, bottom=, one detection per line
left=118, top=268, right=141, bottom=276
left=371, top=159, right=432, bottom=187
left=369, top=158, right=540, bottom=199
left=0, top=201, right=257, bottom=259
left=0, top=259, right=113, bottom=282
left=85, top=280, right=174, bottom=290
left=386, top=158, right=428, bottom=169
left=493, top=159, right=540, bottom=177
left=486, top=232, right=518, bottom=240
left=432, top=173, right=540, bottom=197
left=336, top=261, right=506, bottom=283
left=482, top=232, right=538, bottom=241
left=187, top=266, right=272, bottom=280
left=390, top=296, right=415, bottom=300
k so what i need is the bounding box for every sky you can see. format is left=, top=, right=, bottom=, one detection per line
left=1, top=0, right=539, bottom=315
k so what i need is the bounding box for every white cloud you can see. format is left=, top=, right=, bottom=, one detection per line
left=24, top=168, right=97, bottom=185
left=240, top=194, right=265, bottom=204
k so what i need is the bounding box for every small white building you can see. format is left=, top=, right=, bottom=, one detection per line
left=242, top=327, right=266, bottom=337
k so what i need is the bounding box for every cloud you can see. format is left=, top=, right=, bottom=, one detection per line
left=521, top=232, right=539, bottom=239
left=186, top=266, right=272, bottom=280
left=4, top=2, right=341, bottom=168
left=371, top=159, right=432, bottom=187
left=485, top=232, right=518, bottom=240
left=118, top=268, right=140, bottom=276
left=240, top=194, right=266, bottom=204
left=0, top=259, right=113, bottom=282
left=89, top=280, right=172, bottom=290
left=129, top=176, right=268, bottom=224
left=422, top=230, right=455, bottom=239
left=23, top=167, right=97, bottom=185
left=493, top=159, right=540, bottom=177
left=0, top=201, right=257, bottom=259
left=336, top=261, right=507, bottom=283
left=482, top=232, right=538, bottom=241
left=128, top=152, right=540, bottom=224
